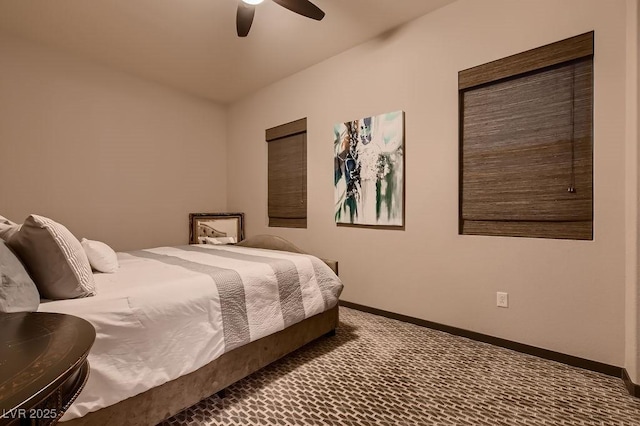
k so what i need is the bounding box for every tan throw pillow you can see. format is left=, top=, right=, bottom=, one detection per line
left=0, top=223, right=20, bottom=241
left=0, top=215, right=17, bottom=226
left=8, top=215, right=96, bottom=300
left=0, top=240, right=40, bottom=312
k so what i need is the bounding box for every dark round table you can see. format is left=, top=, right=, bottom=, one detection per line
left=0, top=312, right=95, bottom=425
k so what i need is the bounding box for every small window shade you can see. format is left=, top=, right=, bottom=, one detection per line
left=266, top=119, right=307, bottom=228
left=459, top=32, right=593, bottom=240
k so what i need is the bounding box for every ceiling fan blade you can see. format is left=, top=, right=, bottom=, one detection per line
left=272, top=0, right=325, bottom=21
left=236, top=3, right=255, bottom=37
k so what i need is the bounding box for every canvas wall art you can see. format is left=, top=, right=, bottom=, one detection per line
left=334, top=110, right=405, bottom=227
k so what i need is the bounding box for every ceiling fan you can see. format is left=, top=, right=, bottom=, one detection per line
left=237, top=0, right=325, bottom=37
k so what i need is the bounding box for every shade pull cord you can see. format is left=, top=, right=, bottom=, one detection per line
left=301, top=138, right=305, bottom=205
left=568, top=64, right=576, bottom=194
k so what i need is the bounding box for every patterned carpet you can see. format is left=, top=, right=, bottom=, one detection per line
left=161, top=307, right=640, bottom=425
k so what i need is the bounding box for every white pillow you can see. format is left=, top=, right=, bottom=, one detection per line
left=199, top=236, right=237, bottom=245
left=81, top=238, right=119, bottom=273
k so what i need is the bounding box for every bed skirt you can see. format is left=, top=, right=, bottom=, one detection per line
left=63, top=304, right=339, bottom=426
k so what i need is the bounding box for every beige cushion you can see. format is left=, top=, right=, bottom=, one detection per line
left=0, top=223, right=20, bottom=241
left=236, top=234, right=306, bottom=253
left=0, top=215, right=16, bottom=226
left=236, top=235, right=339, bottom=275
left=8, top=215, right=95, bottom=300
left=0, top=240, right=40, bottom=312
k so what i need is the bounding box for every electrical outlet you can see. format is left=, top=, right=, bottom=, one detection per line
left=497, top=292, right=509, bottom=308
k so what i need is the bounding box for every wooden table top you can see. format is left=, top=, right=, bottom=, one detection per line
left=0, top=312, right=96, bottom=415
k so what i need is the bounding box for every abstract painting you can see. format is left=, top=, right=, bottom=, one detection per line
left=334, top=111, right=404, bottom=227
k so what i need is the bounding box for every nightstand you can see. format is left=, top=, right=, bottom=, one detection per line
left=0, top=312, right=95, bottom=425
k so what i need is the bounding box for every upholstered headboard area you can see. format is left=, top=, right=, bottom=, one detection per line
left=236, top=235, right=339, bottom=276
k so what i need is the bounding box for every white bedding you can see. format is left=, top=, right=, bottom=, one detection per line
left=37, top=245, right=342, bottom=421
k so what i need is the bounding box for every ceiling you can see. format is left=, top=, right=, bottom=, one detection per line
left=0, top=0, right=455, bottom=104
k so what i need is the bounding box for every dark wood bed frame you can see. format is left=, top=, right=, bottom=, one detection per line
left=63, top=235, right=340, bottom=426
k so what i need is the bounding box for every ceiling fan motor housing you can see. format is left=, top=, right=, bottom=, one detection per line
left=236, top=0, right=325, bottom=37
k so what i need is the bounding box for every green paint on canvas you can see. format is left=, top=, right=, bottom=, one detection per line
left=385, top=163, right=396, bottom=220
left=376, top=179, right=382, bottom=220
left=346, top=197, right=357, bottom=223
left=384, top=111, right=402, bottom=121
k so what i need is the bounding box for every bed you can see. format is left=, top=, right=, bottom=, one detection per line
left=35, top=235, right=343, bottom=425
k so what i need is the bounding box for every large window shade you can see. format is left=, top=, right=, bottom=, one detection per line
left=266, top=118, right=307, bottom=228
left=459, top=32, right=594, bottom=240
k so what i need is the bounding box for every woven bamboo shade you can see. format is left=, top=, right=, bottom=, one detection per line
left=459, top=32, right=593, bottom=240
left=266, top=118, right=307, bottom=228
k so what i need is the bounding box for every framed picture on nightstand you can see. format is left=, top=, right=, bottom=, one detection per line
left=189, top=213, right=244, bottom=245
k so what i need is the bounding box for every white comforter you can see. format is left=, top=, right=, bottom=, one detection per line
left=37, top=245, right=342, bottom=421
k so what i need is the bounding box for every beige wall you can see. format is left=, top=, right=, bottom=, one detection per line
left=1, top=0, right=634, bottom=373
left=637, top=0, right=640, bottom=383
left=627, top=0, right=640, bottom=384
left=228, top=0, right=629, bottom=366
left=0, top=35, right=227, bottom=251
